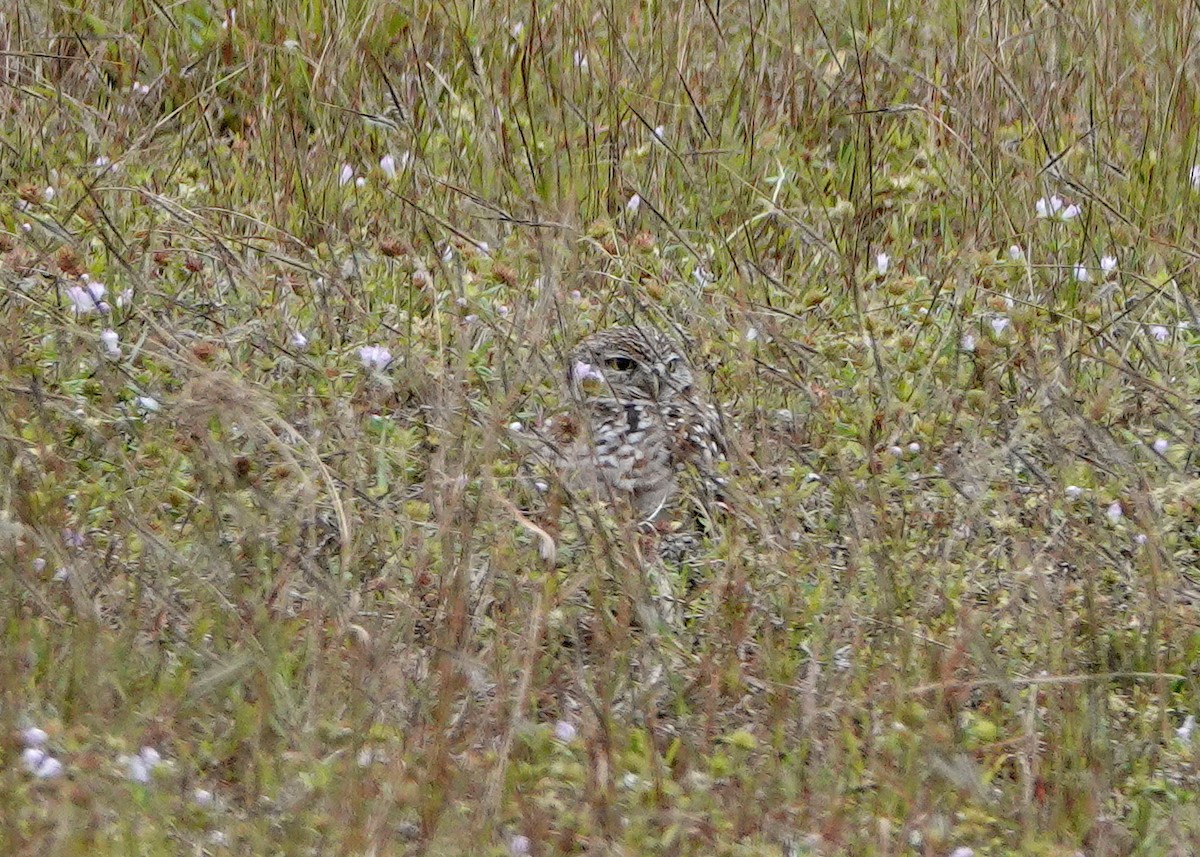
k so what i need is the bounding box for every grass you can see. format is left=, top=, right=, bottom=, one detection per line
left=3, top=0, right=1200, bottom=853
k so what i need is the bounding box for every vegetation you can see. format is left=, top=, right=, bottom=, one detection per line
left=3, top=0, right=1200, bottom=853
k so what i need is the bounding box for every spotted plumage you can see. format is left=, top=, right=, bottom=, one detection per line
left=554, top=325, right=725, bottom=522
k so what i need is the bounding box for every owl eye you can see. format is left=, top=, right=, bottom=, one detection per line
left=605, top=356, right=636, bottom=372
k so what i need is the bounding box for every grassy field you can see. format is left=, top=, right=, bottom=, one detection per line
left=4, top=0, right=1200, bottom=854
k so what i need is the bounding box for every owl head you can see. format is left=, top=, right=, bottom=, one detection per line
left=567, top=326, right=695, bottom=401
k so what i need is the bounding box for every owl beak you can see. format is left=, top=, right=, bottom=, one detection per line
left=652, top=362, right=672, bottom=396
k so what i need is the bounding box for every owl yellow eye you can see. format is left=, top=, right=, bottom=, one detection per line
left=605, top=356, right=636, bottom=372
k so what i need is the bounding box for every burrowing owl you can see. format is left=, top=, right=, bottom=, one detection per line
left=550, top=325, right=725, bottom=522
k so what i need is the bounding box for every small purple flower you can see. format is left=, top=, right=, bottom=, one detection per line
left=358, top=345, right=392, bottom=371
left=66, top=281, right=108, bottom=315
left=21, top=727, right=49, bottom=747
left=63, top=528, right=84, bottom=549
left=100, top=328, right=121, bottom=358
left=553, top=720, right=577, bottom=742
left=572, top=361, right=604, bottom=384
left=22, top=747, right=64, bottom=779
left=121, top=746, right=164, bottom=784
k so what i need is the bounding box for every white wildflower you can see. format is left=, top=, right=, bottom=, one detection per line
left=572, top=361, right=603, bottom=384
left=1106, top=501, right=1123, bottom=523
left=355, top=176, right=366, bottom=188
left=1150, top=325, right=1169, bottom=342
left=888, top=445, right=904, bottom=457
left=553, top=720, right=577, bottom=742
left=652, top=125, right=665, bottom=141
left=21, top=727, right=49, bottom=747
left=22, top=748, right=64, bottom=779
left=1035, top=195, right=1080, bottom=220
left=1008, top=245, right=1023, bottom=261
left=907, top=442, right=921, bottom=453
left=380, top=154, right=397, bottom=179
left=1073, top=263, right=1090, bottom=282
left=948, top=848, right=975, bottom=857
left=990, top=316, right=1010, bottom=336
left=358, top=345, right=392, bottom=371
left=66, top=281, right=107, bottom=315
left=338, top=164, right=354, bottom=186
left=100, top=328, right=120, bottom=359
left=1152, top=438, right=1169, bottom=455
left=22, top=747, right=47, bottom=771
left=626, top=193, right=641, bottom=213
left=290, top=331, right=309, bottom=350
left=122, top=746, right=164, bottom=784
left=961, top=332, right=976, bottom=352
left=1192, top=165, right=1200, bottom=190
left=43, top=187, right=55, bottom=202
left=1065, top=485, right=1084, bottom=500
left=1100, top=255, right=1117, bottom=276
left=573, top=50, right=588, bottom=69
left=876, top=253, right=890, bottom=275
left=193, top=788, right=215, bottom=807
left=509, top=835, right=531, bottom=856
left=35, top=756, right=64, bottom=779
left=115, top=288, right=134, bottom=308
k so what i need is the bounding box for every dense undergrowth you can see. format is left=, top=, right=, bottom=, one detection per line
left=3, top=1, right=1200, bottom=854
